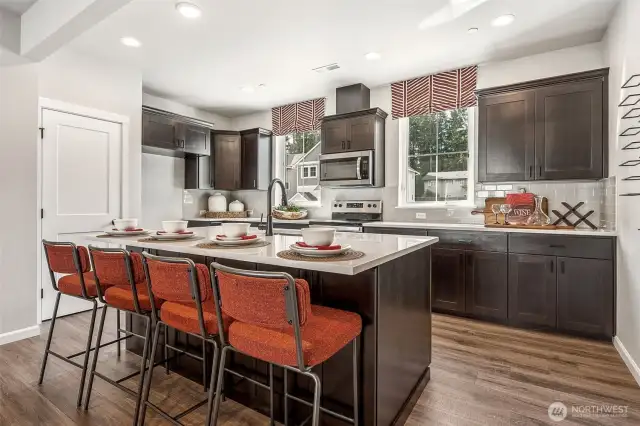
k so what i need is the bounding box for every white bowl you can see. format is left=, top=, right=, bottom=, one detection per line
left=220, top=222, right=250, bottom=238
left=301, top=227, right=336, bottom=246
left=114, top=218, right=138, bottom=230
left=162, top=220, right=188, bottom=233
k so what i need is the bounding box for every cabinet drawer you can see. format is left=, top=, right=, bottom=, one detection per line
left=364, top=227, right=427, bottom=236
left=509, top=234, right=614, bottom=260
left=427, top=230, right=507, bottom=252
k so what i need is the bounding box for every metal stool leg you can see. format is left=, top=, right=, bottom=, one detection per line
left=210, top=345, right=229, bottom=425
left=269, top=363, right=275, bottom=426
left=353, top=337, right=359, bottom=426
left=202, top=341, right=207, bottom=392
left=38, top=292, right=61, bottom=385
left=132, top=316, right=153, bottom=426
left=138, top=321, right=162, bottom=426
left=116, top=308, right=122, bottom=358
left=309, top=371, right=321, bottom=426
left=204, top=341, right=219, bottom=426
left=76, top=300, right=98, bottom=407
left=83, top=305, right=108, bottom=410
left=283, top=368, right=289, bottom=426
left=164, top=325, right=169, bottom=375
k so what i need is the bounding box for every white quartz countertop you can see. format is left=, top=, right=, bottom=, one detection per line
left=362, top=221, right=617, bottom=236
left=86, top=229, right=438, bottom=276
left=187, top=217, right=311, bottom=225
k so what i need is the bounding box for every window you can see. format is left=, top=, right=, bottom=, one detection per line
left=276, top=130, right=322, bottom=206
left=399, top=108, right=474, bottom=206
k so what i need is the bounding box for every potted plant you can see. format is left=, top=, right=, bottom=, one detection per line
left=272, top=204, right=308, bottom=220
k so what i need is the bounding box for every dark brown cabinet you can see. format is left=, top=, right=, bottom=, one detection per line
left=432, top=248, right=466, bottom=313
left=142, top=108, right=214, bottom=157
left=212, top=131, right=241, bottom=190
left=557, top=257, right=613, bottom=338
left=179, top=123, right=210, bottom=156
left=508, top=254, right=557, bottom=328
left=143, top=112, right=178, bottom=151
left=477, top=69, right=608, bottom=182
left=212, top=128, right=272, bottom=190
left=321, top=108, right=386, bottom=154
left=465, top=251, right=508, bottom=320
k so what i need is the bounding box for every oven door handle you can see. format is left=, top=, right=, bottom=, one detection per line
left=356, top=157, right=362, bottom=180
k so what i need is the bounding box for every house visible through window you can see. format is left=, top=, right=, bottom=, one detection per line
left=283, top=130, right=321, bottom=205
left=400, top=108, right=473, bottom=205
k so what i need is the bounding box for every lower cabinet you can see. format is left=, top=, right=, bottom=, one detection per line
left=557, top=257, right=614, bottom=338
left=465, top=251, right=508, bottom=320
left=508, top=254, right=557, bottom=328
left=432, top=248, right=466, bottom=313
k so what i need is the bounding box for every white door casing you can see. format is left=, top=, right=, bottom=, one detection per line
left=40, top=103, right=127, bottom=320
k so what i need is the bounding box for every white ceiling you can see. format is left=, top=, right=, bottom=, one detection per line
left=0, top=0, right=36, bottom=15
left=67, top=0, right=619, bottom=117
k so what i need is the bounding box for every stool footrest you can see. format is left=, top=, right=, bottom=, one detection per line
left=47, top=350, right=84, bottom=369
left=286, top=391, right=355, bottom=424
left=67, top=335, right=132, bottom=359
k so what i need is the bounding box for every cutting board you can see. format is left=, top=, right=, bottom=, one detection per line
left=479, top=197, right=548, bottom=225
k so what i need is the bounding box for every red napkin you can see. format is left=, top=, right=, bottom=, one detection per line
left=113, top=228, right=143, bottom=232
left=157, top=230, right=193, bottom=235
left=296, top=242, right=342, bottom=250
left=216, top=234, right=257, bottom=240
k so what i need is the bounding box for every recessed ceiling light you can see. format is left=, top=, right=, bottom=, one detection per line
left=365, top=52, right=381, bottom=60
left=240, top=86, right=255, bottom=93
left=467, top=27, right=479, bottom=34
left=491, top=14, right=515, bottom=27
left=176, top=2, right=202, bottom=19
left=120, top=37, right=141, bottom=47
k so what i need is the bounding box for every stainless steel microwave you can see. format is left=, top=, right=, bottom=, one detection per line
left=319, top=150, right=380, bottom=187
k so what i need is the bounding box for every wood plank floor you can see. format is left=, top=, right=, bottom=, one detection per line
left=0, top=311, right=638, bottom=425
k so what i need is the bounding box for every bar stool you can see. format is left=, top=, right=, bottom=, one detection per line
left=83, top=246, right=167, bottom=424
left=208, top=262, right=362, bottom=426
left=138, top=252, right=231, bottom=426
left=39, top=240, right=121, bottom=407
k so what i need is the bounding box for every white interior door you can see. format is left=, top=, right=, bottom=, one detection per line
left=41, top=108, right=123, bottom=320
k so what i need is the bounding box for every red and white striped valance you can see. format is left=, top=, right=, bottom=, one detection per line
left=391, top=66, right=477, bottom=119
left=272, top=97, right=326, bottom=136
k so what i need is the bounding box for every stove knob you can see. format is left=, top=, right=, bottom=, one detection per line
left=368, top=204, right=372, bottom=208
left=373, top=204, right=378, bottom=208
left=339, top=204, right=343, bottom=208
left=334, top=204, right=337, bottom=208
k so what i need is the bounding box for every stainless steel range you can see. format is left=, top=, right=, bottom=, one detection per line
left=309, top=200, right=382, bottom=232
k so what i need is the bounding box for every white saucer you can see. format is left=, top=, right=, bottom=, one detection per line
left=289, top=243, right=352, bottom=257
left=214, top=236, right=264, bottom=246
left=215, top=234, right=259, bottom=241
left=105, top=229, right=149, bottom=236
left=151, top=232, right=196, bottom=241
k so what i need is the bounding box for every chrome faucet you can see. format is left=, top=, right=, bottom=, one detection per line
left=266, top=178, right=288, bottom=236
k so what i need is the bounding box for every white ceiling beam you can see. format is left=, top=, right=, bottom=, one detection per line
left=20, top=0, right=132, bottom=61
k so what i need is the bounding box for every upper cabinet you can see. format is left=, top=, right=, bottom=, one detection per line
left=477, top=69, right=608, bottom=182
left=211, top=128, right=273, bottom=191
left=142, top=107, right=214, bottom=157
left=321, top=108, right=387, bottom=154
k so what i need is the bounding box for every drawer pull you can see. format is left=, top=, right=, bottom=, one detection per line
left=457, top=239, right=473, bottom=244
left=549, top=244, right=566, bottom=248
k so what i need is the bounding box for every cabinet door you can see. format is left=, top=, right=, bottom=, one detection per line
left=535, top=78, right=604, bottom=180
left=478, top=91, right=535, bottom=182
left=557, top=257, right=613, bottom=338
left=508, top=254, right=557, bottom=328
left=241, top=132, right=259, bottom=189
left=347, top=115, right=375, bottom=151
left=321, top=119, right=349, bottom=153
left=213, top=134, right=241, bottom=190
left=465, top=251, right=508, bottom=320
left=432, top=248, right=466, bottom=313
left=182, top=124, right=210, bottom=156
left=142, top=113, right=178, bottom=150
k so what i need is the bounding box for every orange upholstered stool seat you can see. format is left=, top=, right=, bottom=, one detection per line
left=161, top=299, right=232, bottom=335
left=104, top=284, right=160, bottom=312
left=58, top=272, right=103, bottom=297
left=229, top=305, right=361, bottom=367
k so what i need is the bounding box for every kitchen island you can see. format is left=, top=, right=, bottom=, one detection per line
left=87, top=230, right=438, bottom=426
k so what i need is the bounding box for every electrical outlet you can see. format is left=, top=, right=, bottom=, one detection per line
left=415, top=212, right=427, bottom=219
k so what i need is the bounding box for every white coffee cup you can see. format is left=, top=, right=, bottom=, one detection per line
left=113, top=218, right=138, bottom=230
left=220, top=222, right=250, bottom=238
left=162, top=220, right=188, bottom=233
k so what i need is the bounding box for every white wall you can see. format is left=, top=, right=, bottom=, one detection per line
left=230, top=42, right=608, bottom=222
left=0, top=64, right=39, bottom=335
left=604, top=0, right=640, bottom=384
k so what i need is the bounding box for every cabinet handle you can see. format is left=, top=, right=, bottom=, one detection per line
left=347, top=140, right=351, bottom=149
left=550, top=260, right=554, bottom=273
left=457, top=239, right=473, bottom=244
left=529, top=165, right=533, bottom=178
left=342, top=141, right=345, bottom=149
left=560, top=260, right=565, bottom=274
left=253, top=179, right=256, bottom=188
left=538, top=166, right=542, bottom=177
left=549, top=244, right=565, bottom=248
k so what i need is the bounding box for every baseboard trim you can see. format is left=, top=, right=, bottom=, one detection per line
left=0, top=325, right=40, bottom=346
left=614, top=336, right=640, bottom=386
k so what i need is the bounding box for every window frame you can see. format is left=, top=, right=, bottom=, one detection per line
left=273, top=132, right=322, bottom=208
left=397, top=108, right=476, bottom=209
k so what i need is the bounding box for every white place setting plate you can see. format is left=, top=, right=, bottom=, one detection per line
left=150, top=232, right=197, bottom=241
left=105, top=229, right=149, bottom=236
left=289, top=243, right=352, bottom=257
left=214, top=236, right=264, bottom=246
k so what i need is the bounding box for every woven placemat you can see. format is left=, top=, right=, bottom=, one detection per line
left=276, top=250, right=365, bottom=262
left=137, top=236, right=204, bottom=243
left=195, top=241, right=271, bottom=250
left=95, top=233, right=150, bottom=238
